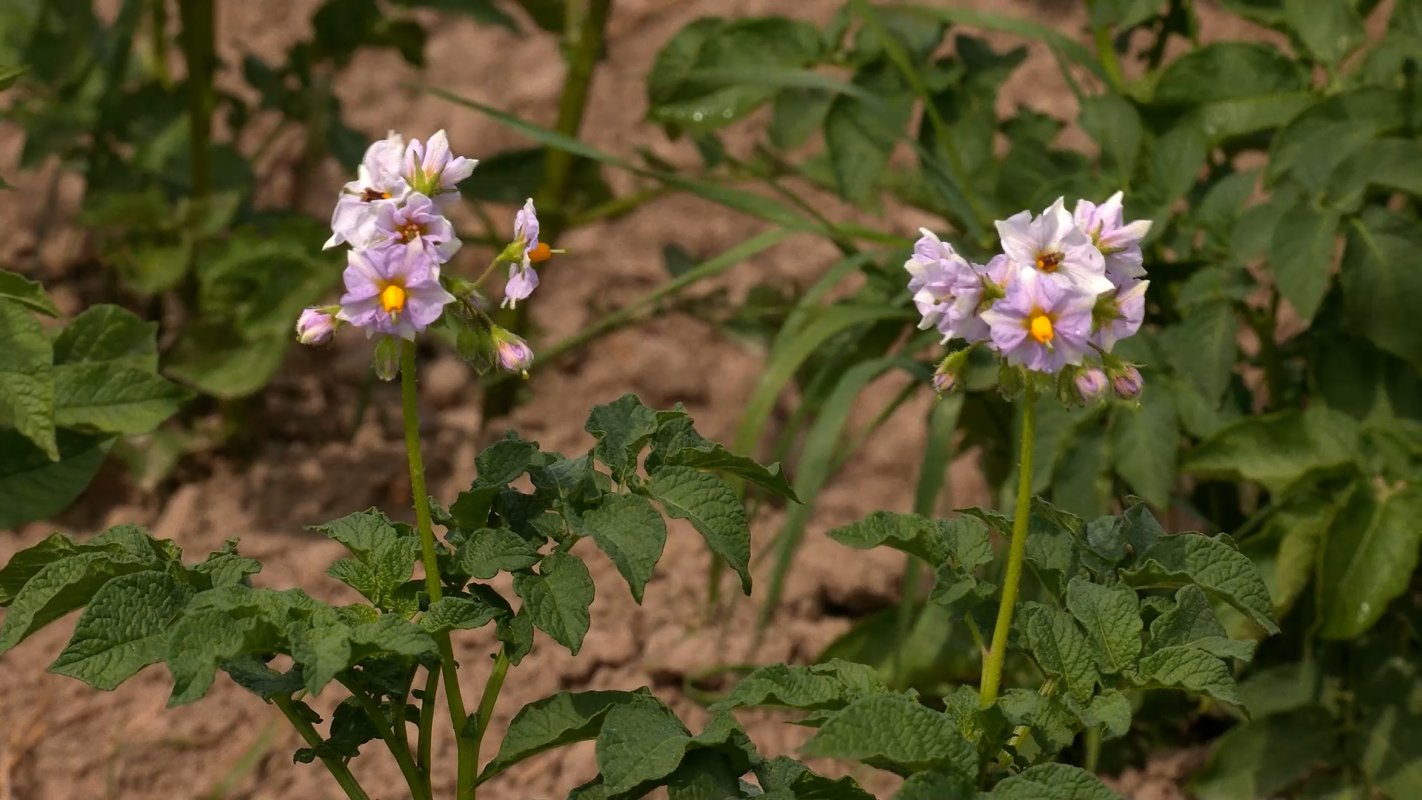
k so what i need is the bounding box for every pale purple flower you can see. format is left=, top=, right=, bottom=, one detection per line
left=980, top=268, right=1095, bottom=374
left=325, top=132, right=411, bottom=250
left=404, top=130, right=478, bottom=200
left=1074, top=191, right=1151, bottom=283
left=1111, top=364, right=1144, bottom=400
left=372, top=192, right=461, bottom=264
left=1074, top=367, right=1108, bottom=404
left=905, top=228, right=996, bottom=343
left=1091, top=279, right=1149, bottom=352
left=295, top=308, right=336, bottom=345
left=337, top=244, right=455, bottom=340
left=502, top=199, right=544, bottom=309
left=996, top=198, right=1112, bottom=296
left=490, top=326, right=533, bottom=374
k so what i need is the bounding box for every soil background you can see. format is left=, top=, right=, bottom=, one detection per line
left=0, top=1, right=1297, bottom=798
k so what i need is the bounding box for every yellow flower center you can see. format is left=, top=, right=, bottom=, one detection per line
left=380, top=283, right=407, bottom=316
left=1029, top=312, right=1054, bottom=344
left=361, top=189, right=392, bottom=202
left=396, top=221, right=424, bottom=243
left=528, top=242, right=553, bottom=263
left=1034, top=251, right=1063, bottom=273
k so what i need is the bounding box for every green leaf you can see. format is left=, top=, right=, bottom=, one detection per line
left=0, top=532, right=82, bottom=606
left=1182, top=407, right=1358, bottom=492
left=1079, top=689, right=1133, bottom=739
left=596, top=694, right=694, bottom=794
left=585, top=394, right=659, bottom=483
left=192, top=540, right=261, bottom=589
left=1153, top=43, right=1307, bottom=106
left=49, top=570, right=193, bottom=689
left=0, top=549, right=157, bottom=652
left=801, top=693, right=975, bottom=775
left=1123, top=533, right=1278, bottom=634
left=480, top=689, right=647, bottom=782
left=52, top=364, right=189, bottom=435
left=827, top=511, right=990, bottom=565
left=1319, top=482, right=1422, bottom=640
left=165, top=608, right=283, bottom=705
left=991, top=763, right=1122, bottom=799
left=895, top=770, right=976, bottom=799
left=1326, top=138, right=1422, bottom=207
left=317, top=510, right=420, bottom=609
left=711, top=659, right=889, bottom=712
left=1080, top=94, right=1143, bottom=181
left=513, top=552, right=595, bottom=654
left=1134, top=645, right=1241, bottom=707
left=1191, top=706, right=1337, bottom=800
left=1161, top=302, right=1236, bottom=404
left=0, top=430, right=114, bottom=528
left=581, top=492, right=667, bottom=603
left=654, top=437, right=798, bottom=501
left=1342, top=210, right=1422, bottom=372
left=0, top=270, right=58, bottom=316
left=1269, top=88, right=1405, bottom=190
left=1147, top=585, right=1254, bottom=662
left=0, top=298, right=56, bottom=458
left=1017, top=603, right=1098, bottom=704
left=1282, top=0, right=1364, bottom=64
left=455, top=527, right=542, bottom=580
left=824, top=81, right=912, bottom=205
left=645, top=466, right=750, bottom=594
left=756, top=756, right=875, bottom=799
left=419, top=593, right=508, bottom=634
left=52, top=305, right=158, bottom=371
left=1111, top=384, right=1178, bottom=508
left=1269, top=197, right=1339, bottom=323
left=1065, top=578, right=1142, bottom=674
left=0, top=64, right=26, bottom=91
left=311, top=509, right=407, bottom=559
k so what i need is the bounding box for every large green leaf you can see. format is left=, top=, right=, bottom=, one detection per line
left=644, top=466, right=747, bottom=593
left=49, top=570, right=193, bottom=689
left=581, top=492, right=668, bottom=603
left=711, top=660, right=889, bottom=713
left=801, top=693, right=975, bottom=775
left=52, top=304, right=159, bottom=370
left=0, top=298, right=56, bottom=458
left=0, top=429, right=113, bottom=529
left=454, top=527, right=542, bottom=580
left=991, top=763, right=1121, bottom=799
left=1183, top=406, right=1358, bottom=491
left=1152, top=43, right=1308, bottom=105
left=1161, top=302, right=1236, bottom=405
left=595, top=694, right=694, bottom=795
left=1122, top=533, right=1279, bottom=634
left=1017, top=603, right=1099, bottom=704
left=0, top=549, right=157, bottom=652
left=1341, top=210, right=1422, bottom=371
left=1282, top=0, right=1364, bottom=64
left=0, top=270, right=58, bottom=316
left=1319, top=482, right=1422, bottom=640
left=480, top=690, right=647, bottom=783
left=52, top=364, right=190, bottom=435
left=1110, top=384, right=1178, bottom=507
left=1134, top=645, right=1242, bottom=707
left=1065, top=578, right=1142, bottom=674
left=513, top=552, right=595, bottom=654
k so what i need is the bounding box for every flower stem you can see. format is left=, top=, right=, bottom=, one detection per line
left=398, top=340, right=476, bottom=799
left=272, top=694, right=372, bottom=800
left=979, top=387, right=1037, bottom=708
left=469, top=648, right=512, bottom=793
left=340, top=680, right=432, bottom=800
left=417, top=667, right=439, bottom=779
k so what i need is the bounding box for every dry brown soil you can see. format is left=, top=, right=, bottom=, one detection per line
left=0, top=1, right=1273, bottom=798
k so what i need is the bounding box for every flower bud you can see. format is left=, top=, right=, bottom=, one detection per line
left=1074, top=367, right=1108, bottom=404
left=490, top=326, right=534, bottom=376
left=1110, top=364, right=1144, bottom=400
left=373, top=336, right=401, bottom=381
left=932, top=349, right=970, bottom=395
left=295, top=307, right=337, bottom=345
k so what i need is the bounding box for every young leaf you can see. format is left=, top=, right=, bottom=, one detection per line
left=480, top=689, right=649, bottom=782
left=52, top=304, right=159, bottom=370
left=0, top=298, right=57, bottom=459
left=1147, top=585, right=1254, bottom=662
left=49, top=570, right=194, bottom=689
left=754, top=756, right=875, bottom=800
left=1016, top=603, right=1098, bottom=704
left=580, top=492, right=668, bottom=603
left=991, top=763, right=1121, bottom=799
left=1134, top=645, right=1242, bottom=707
left=650, top=412, right=799, bottom=501
left=1065, top=578, right=1143, bottom=674
left=585, top=394, right=659, bottom=483
left=0, top=532, right=82, bottom=606
left=826, top=511, right=952, bottom=563
left=165, top=609, right=285, bottom=705
left=711, top=659, right=889, bottom=713
left=455, top=527, right=542, bottom=580
left=513, top=552, right=595, bottom=654
left=1122, top=533, right=1279, bottom=634
left=419, top=592, right=509, bottom=634
left=801, top=693, right=975, bottom=775
left=644, top=466, right=749, bottom=593
left=595, top=694, right=694, bottom=795
left=190, top=540, right=262, bottom=590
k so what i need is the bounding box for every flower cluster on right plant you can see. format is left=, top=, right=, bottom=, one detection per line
left=907, top=192, right=1150, bottom=403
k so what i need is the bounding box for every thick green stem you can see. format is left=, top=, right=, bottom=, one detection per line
left=469, top=649, right=512, bottom=794
left=979, top=387, right=1037, bottom=708
left=399, top=341, right=476, bottom=799
left=177, top=0, right=214, bottom=207
left=341, top=680, right=432, bottom=800
left=272, top=695, right=372, bottom=800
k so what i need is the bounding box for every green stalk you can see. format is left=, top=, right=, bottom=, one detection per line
left=469, top=649, right=512, bottom=794
left=272, top=695, right=372, bottom=800
left=398, top=341, right=476, bottom=799
left=340, top=680, right=432, bottom=800
left=979, top=387, right=1037, bottom=707
left=177, top=0, right=214, bottom=210
left=417, top=668, right=439, bottom=781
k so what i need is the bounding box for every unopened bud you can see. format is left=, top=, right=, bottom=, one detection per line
left=1110, top=364, right=1143, bottom=400
left=295, top=307, right=338, bottom=345
left=490, top=326, right=534, bottom=376
left=1074, top=367, right=1108, bottom=404
left=932, top=349, right=970, bottom=395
